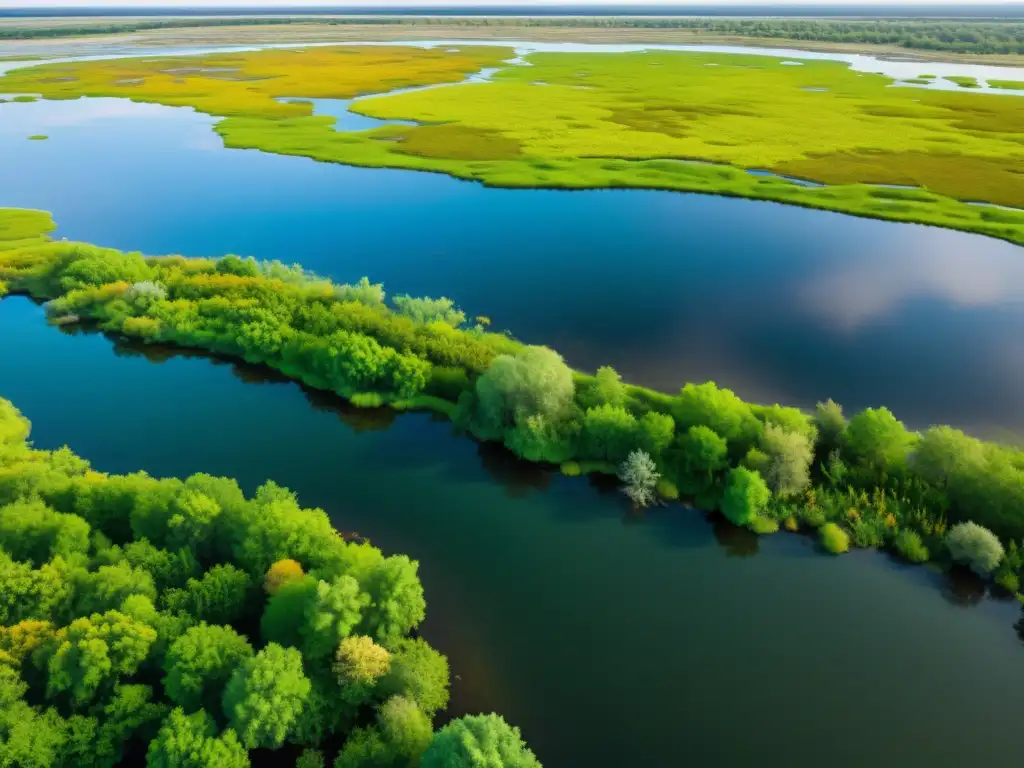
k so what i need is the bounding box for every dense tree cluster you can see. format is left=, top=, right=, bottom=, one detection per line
left=5, top=232, right=1024, bottom=605
left=0, top=398, right=540, bottom=767
left=4, top=17, right=1020, bottom=55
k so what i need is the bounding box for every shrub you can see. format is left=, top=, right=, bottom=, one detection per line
left=946, top=522, right=1004, bottom=576
left=749, top=517, right=779, bottom=535
left=559, top=461, right=581, bottom=477
left=893, top=530, right=929, bottom=563
left=783, top=516, right=799, bottom=532
left=819, top=523, right=850, bottom=554
left=351, top=392, right=385, bottom=408
left=656, top=478, right=679, bottom=500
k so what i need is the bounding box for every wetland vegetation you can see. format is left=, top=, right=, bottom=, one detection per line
left=5, top=206, right=1024, bottom=619
left=2, top=45, right=1021, bottom=244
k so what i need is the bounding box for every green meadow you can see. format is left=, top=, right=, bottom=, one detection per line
left=1, top=47, right=1022, bottom=244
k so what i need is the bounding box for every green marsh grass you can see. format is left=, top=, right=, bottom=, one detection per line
left=1, top=48, right=1022, bottom=244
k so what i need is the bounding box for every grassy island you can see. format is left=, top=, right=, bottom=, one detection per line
left=0, top=46, right=1022, bottom=244
left=4, top=206, right=1024, bottom=612
left=0, top=399, right=540, bottom=765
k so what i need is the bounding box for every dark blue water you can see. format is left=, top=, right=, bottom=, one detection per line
left=2, top=95, right=1024, bottom=439
left=4, top=296, right=1024, bottom=768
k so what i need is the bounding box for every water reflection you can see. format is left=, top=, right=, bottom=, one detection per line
left=942, top=567, right=988, bottom=608
left=711, top=513, right=761, bottom=558
left=798, top=227, right=1024, bottom=331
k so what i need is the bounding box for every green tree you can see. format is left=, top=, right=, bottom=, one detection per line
left=674, top=382, right=760, bottom=450
left=581, top=405, right=638, bottom=464
left=844, top=407, right=913, bottom=474
left=146, top=708, right=249, bottom=768
left=636, top=411, right=675, bottom=458
left=379, top=638, right=450, bottom=717
left=333, top=635, right=390, bottom=706
left=678, top=425, right=728, bottom=487
left=360, top=556, right=426, bottom=647
left=378, top=695, right=433, bottom=767
left=297, top=748, right=326, bottom=768
left=812, top=399, right=846, bottom=456
left=41, top=610, right=156, bottom=707
left=163, top=564, right=251, bottom=625
left=946, top=522, right=1004, bottom=576
left=392, top=295, right=465, bottom=327
left=77, top=561, right=158, bottom=615
left=421, top=714, right=541, bottom=768
left=760, top=423, right=812, bottom=497
left=0, top=698, right=68, bottom=768
left=579, top=366, right=625, bottom=410
left=222, top=643, right=311, bottom=749
left=93, top=684, right=168, bottom=768
left=0, top=498, right=90, bottom=567
left=261, top=575, right=318, bottom=648
left=721, top=467, right=770, bottom=527
left=301, top=576, right=368, bottom=661
left=475, top=347, right=575, bottom=433
left=163, top=623, right=254, bottom=712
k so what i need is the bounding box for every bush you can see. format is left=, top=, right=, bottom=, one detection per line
left=819, top=523, right=850, bottom=554
left=656, top=478, right=679, bottom=500
left=351, top=392, right=385, bottom=408
left=946, top=522, right=1004, bottom=576
left=783, top=516, right=799, bottom=532
left=559, top=461, right=581, bottom=477
left=893, top=530, right=929, bottom=563
left=749, top=517, right=779, bottom=535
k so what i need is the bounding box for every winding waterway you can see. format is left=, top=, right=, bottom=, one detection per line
left=1, top=40, right=1024, bottom=766
left=2, top=83, right=1024, bottom=439
left=3, top=297, right=1024, bottom=766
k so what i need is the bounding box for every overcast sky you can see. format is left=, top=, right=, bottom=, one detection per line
left=0, top=0, right=994, bottom=7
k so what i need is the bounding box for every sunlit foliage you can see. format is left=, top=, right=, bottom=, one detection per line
left=0, top=394, right=537, bottom=767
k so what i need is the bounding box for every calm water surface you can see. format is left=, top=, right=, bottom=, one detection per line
left=1, top=94, right=1023, bottom=439
left=1, top=297, right=1023, bottom=766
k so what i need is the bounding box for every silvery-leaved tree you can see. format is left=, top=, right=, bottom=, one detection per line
left=619, top=450, right=660, bottom=509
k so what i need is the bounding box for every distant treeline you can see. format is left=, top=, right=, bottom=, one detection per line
left=1, top=16, right=1022, bottom=54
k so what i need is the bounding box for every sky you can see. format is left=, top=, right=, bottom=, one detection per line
left=0, top=0, right=997, bottom=7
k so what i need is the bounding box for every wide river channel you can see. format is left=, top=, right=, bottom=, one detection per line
left=1, top=41, right=1024, bottom=766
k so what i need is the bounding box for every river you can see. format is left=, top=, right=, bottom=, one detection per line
left=1, top=41, right=1024, bottom=766
left=3, top=297, right=1024, bottom=766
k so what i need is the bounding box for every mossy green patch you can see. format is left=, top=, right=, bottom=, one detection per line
left=990, top=79, right=1024, bottom=90
left=389, top=124, right=523, bottom=160
left=945, top=75, right=981, bottom=88
left=27, top=134, right=47, bottom=141
left=10, top=95, right=35, bottom=103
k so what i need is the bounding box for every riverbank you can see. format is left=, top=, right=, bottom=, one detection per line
left=1, top=45, right=1021, bottom=246
left=3, top=206, right=1024, bottom=609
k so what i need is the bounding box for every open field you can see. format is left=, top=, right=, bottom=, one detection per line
left=1, top=22, right=1024, bottom=67
left=2, top=45, right=1022, bottom=244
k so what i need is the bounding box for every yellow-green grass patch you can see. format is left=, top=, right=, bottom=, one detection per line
left=1, top=47, right=1022, bottom=244
left=990, top=80, right=1024, bottom=90
left=945, top=75, right=981, bottom=88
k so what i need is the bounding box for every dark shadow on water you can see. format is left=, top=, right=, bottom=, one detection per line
left=942, top=566, right=988, bottom=608
left=475, top=441, right=553, bottom=499
left=710, top=512, right=761, bottom=558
